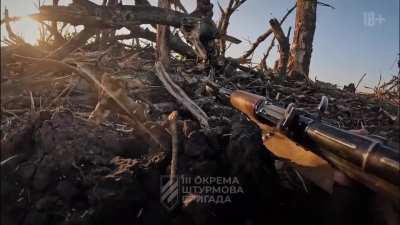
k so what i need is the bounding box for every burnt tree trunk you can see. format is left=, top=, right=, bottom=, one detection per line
left=99, top=0, right=119, bottom=50
left=51, top=0, right=64, bottom=46
left=287, top=0, right=317, bottom=80
left=157, top=0, right=171, bottom=67
left=192, top=0, right=213, bottom=19
left=269, top=18, right=290, bottom=77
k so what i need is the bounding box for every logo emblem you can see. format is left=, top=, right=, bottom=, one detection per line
left=160, top=176, right=180, bottom=211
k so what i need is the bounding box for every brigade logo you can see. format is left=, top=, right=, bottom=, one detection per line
left=160, top=176, right=180, bottom=211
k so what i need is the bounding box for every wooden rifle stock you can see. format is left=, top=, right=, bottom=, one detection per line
left=230, top=90, right=264, bottom=123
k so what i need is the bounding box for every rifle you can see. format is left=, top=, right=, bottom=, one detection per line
left=214, top=86, right=400, bottom=199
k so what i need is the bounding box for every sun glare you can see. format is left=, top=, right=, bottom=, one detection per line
left=2, top=17, right=40, bottom=44
left=1, top=0, right=42, bottom=45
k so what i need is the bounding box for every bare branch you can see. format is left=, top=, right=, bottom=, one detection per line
left=217, top=0, right=247, bottom=55
left=155, top=62, right=209, bottom=128
left=240, top=4, right=296, bottom=60
left=168, top=111, right=179, bottom=180
left=170, top=0, right=188, bottom=13
left=269, top=18, right=290, bottom=76
left=317, top=1, right=335, bottom=10
left=123, top=26, right=196, bottom=57
left=260, top=37, right=275, bottom=72
left=355, top=73, right=367, bottom=91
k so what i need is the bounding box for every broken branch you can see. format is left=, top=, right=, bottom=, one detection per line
left=240, top=4, right=296, bottom=60
left=169, top=111, right=179, bottom=180
left=217, top=0, right=247, bottom=55
left=155, top=62, right=209, bottom=127
left=269, top=18, right=290, bottom=76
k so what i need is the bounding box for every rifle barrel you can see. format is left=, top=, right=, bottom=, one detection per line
left=228, top=90, right=400, bottom=199
left=305, top=121, right=400, bottom=186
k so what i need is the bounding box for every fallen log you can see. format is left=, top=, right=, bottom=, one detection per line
left=33, top=5, right=189, bottom=28
left=32, top=0, right=239, bottom=60
left=118, top=27, right=196, bottom=58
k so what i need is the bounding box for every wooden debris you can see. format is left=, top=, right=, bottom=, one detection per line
left=240, top=4, right=296, bottom=61
left=169, top=111, right=179, bottom=180
left=217, top=0, right=247, bottom=56
left=47, top=27, right=97, bottom=60
left=155, top=62, right=209, bottom=128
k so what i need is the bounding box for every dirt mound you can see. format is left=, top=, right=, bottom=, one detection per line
left=2, top=111, right=159, bottom=224
left=2, top=110, right=332, bottom=225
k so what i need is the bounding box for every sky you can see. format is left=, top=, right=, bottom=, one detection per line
left=1, top=0, right=399, bottom=90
